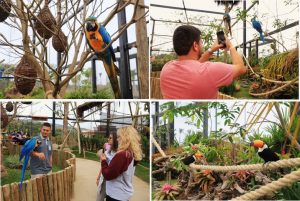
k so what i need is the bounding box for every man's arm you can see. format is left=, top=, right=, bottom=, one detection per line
left=199, top=41, right=223, bottom=63
left=225, top=38, right=247, bottom=79
left=31, top=151, right=46, bottom=160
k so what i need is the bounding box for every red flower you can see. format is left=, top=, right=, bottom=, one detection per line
left=162, top=184, right=176, bottom=194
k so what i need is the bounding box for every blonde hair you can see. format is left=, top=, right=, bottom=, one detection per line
left=117, top=126, right=143, bottom=161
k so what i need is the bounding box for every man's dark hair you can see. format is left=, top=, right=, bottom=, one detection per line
left=173, top=25, right=201, bottom=56
left=42, top=122, right=51, bottom=128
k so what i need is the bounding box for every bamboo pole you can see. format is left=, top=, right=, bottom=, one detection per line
left=274, top=103, right=300, bottom=151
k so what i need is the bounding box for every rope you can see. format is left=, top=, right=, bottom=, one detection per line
left=190, top=158, right=300, bottom=200
left=249, top=77, right=299, bottom=97
left=189, top=157, right=300, bottom=172
left=231, top=168, right=300, bottom=200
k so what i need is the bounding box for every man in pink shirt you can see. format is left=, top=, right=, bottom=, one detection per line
left=160, top=25, right=246, bottom=99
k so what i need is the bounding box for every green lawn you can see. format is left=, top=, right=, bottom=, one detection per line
left=0, top=165, right=62, bottom=186
left=135, top=164, right=150, bottom=183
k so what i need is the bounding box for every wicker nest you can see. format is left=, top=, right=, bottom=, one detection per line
left=34, top=4, right=56, bottom=39
left=5, top=101, right=13, bottom=112
left=1, top=104, right=8, bottom=128
left=215, top=0, right=241, bottom=6
left=0, top=0, right=11, bottom=22
left=14, top=55, right=37, bottom=95
left=52, top=30, right=68, bottom=52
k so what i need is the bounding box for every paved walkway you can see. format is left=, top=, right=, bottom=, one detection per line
left=71, top=158, right=150, bottom=201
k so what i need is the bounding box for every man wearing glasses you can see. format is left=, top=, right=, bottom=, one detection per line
left=160, top=25, right=246, bottom=99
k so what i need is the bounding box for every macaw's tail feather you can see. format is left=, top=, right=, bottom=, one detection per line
left=114, top=64, right=120, bottom=76
left=19, top=155, right=29, bottom=191
left=260, top=32, right=265, bottom=43
left=103, top=60, right=121, bottom=99
left=228, top=23, right=232, bottom=36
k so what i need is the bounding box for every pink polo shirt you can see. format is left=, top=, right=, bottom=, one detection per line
left=160, top=60, right=234, bottom=99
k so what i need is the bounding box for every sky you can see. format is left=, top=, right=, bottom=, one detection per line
left=150, top=0, right=299, bottom=56
left=2, top=101, right=149, bottom=130
left=0, top=0, right=149, bottom=87
left=151, top=101, right=293, bottom=144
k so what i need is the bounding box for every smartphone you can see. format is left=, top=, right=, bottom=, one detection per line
left=217, top=31, right=226, bottom=48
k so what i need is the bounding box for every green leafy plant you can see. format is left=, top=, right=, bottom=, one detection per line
left=276, top=182, right=300, bottom=200
left=4, top=155, right=23, bottom=169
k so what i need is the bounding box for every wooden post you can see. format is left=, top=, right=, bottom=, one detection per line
left=59, top=170, right=66, bottom=201
left=63, top=171, right=68, bottom=201
left=134, top=0, right=149, bottom=98
left=42, top=176, right=49, bottom=201
left=56, top=173, right=61, bottom=201
left=2, top=185, right=11, bottom=201
left=32, top=179, right=39, bottom=201
left=52, top=174, right=58, bottom=201
left=11, top=183, right=19, bottom=201
left=19, top=182, right=27, bottom=201
left=47, top=174, right=54, bottom=201
left=25, top=180, right=33, bottom=201
left=36, top=177, right=45, bottom=201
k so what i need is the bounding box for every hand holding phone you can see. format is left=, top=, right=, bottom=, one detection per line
left=217, top=31, right=226, bottom=49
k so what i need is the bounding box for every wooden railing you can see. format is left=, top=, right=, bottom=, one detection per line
left=1, top=150, right=76, bottom=201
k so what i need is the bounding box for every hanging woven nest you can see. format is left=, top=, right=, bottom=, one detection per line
left=52, top=30, right=68, bottom=52
left=215, top=0, right=241, bottom=6
left=1, top=104, right=8, bottom=128
left=5, top=101, right=13, bottom=112
left=0, top=0, right=11, bottom=22
left=34, top=3, right=56, bottom=39
left=14, top=55, right=37, bottom=95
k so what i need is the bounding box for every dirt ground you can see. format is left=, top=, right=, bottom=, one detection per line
left=71, top=158, right=150, bottom=201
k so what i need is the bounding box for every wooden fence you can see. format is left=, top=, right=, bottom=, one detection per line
left=1, top=150, right=76, bottom=201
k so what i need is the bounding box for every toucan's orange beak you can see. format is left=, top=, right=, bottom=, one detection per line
left=194, top=153, right=203, bottom=159
left=251, top=140, right=264, bottom=148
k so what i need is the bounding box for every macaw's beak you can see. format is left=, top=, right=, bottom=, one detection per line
left=36, top=140, right=42, bottom=147
left=86, top=21, right=95, bottom=31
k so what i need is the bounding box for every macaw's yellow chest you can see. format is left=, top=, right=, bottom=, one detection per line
left=85, top=30, right=105, bottom=52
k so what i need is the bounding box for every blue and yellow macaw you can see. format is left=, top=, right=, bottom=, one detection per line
left=84, top=16, right=121, bottom=98
left=251, top=18, right=265, bottom=43
left=223, top=13, right=232, bottom=36
left=19, top=137, right=41, bottom=190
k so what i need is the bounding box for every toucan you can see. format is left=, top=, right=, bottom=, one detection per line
left=250, top=140, right=279, bottom=163
left=181, top=152, right=204, bottom=165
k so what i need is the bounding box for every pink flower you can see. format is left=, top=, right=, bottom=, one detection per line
left=162, top=184, right=175, bottom=194
left=191, top=144, right=197, bottom=150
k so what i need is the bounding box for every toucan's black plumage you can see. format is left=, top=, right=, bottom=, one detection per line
left=258, top=147, right=279, bottom=163
left=251, top=140, right=279, bottom=163
left=181, top=155, right=196, bottom=165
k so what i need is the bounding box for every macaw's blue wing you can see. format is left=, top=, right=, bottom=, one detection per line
left=19, top=137, right=37, bottom=190
left=252, top=20, right=265, bottom=43
left=99, top=24, right=116, bottom=62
